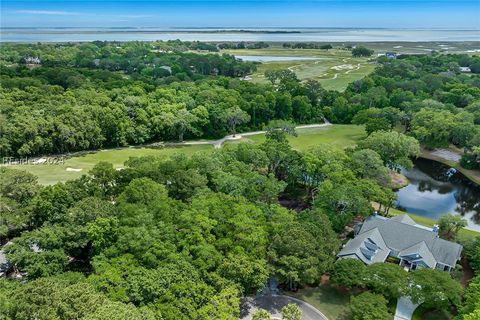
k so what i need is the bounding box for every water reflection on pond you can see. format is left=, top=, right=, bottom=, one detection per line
left=395, top=158, right=480, bottom=231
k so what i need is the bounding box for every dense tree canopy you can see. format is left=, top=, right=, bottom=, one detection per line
left=357, top=131, right=420, bottom=170
left=343, top=53, right=480, bottom=170
left=0, top=42, right=327, bottom=157
left=351, top=46, right=374, bottom=57
left=1, top=134, right=378, bottom=318
left=1, top=41, right=477, bottom=319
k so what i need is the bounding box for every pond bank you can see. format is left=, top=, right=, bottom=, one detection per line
left=389, top=171, right=409, bottom=190
left=395, top=158, right=480, bottom=232
left=386, top=207, right=480, bottom=239
left=420, top=148, right=480, bottom=185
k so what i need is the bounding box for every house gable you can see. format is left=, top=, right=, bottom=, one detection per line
left=338, top=214, right=463, bottom=271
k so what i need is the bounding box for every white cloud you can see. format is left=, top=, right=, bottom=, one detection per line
left=16, top=10, right=80, bottom=16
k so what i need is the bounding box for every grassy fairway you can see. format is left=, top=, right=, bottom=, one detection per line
left=286, top=286, right=351, bottom=320
left=12, top=125, right=364, bottom=185
left=223, top=48, right=375, bottom=91
left=11, top=145, right=212, bottom=185
left=231, top=124, right=366, bottom=151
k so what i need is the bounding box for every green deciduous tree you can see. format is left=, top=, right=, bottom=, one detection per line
left=460, top=276, right=480, bottom=317
left=463, top=237, right=480, bottom=272
left=349, top=292, right=391, bottom=320
left=4, top=273, right=109, bottom=320
left=313, top=179, right=371, bottom=231
left=269, top=220, right=337, bottom=290
left=409, top=268, right=462, bottom=309
left=357, top=131, right=420, bottom=170
left=349, top=149, right=390, bottom=186
left=411, top=108, right=456, bottom=148
left=365, top=263, right=408, bottom=299
left=281, top=304, right=302, bottom=320
left=292, top=95, right=312, bottom=122
left=365, top=118, right=391, bottom=136
left=252, top=309, right=271, bottom=320
left=0, top=168, right=39, bottom=238
left=351, top=46, right=374, bottom=57
left=218, top=253, right=268, bottom=294
left=330, top=259, right=367, bottom=289
left=221, top=106, right=251, bottom=137
left=438, top=214, right=467, bottom=240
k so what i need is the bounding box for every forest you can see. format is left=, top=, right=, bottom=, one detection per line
left=1, top=42, right=479, bottom=170
left=1, top=41, right=480, bottom=319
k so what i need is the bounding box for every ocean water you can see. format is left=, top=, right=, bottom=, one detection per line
left=1, top=28, right=479, bottom=42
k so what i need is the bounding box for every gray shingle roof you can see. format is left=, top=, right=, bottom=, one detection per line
left=399, top=241, right=436, bottom=268
left=338, top=228, right=391, bottom=265
left=390, top=214, right=416, bottom=225
left=338, top=214, right=463, bottom=268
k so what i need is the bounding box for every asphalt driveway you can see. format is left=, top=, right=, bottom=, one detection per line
left=240, top=294, right=328, bottom=320
left=394, top=296, right=419, bottom=320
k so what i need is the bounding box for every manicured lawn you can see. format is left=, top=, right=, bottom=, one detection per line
left=231, top=124, right=366, bottom=151
left=9, top=125, right=364, bottom=185
left=11, top=144, right=212, bottom=185
left=286, top=286, right=352, bottom=320
left=222, top=48, right=375, bottom=91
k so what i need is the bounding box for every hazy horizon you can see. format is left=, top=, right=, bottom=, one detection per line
left=3, top=26, right=480, bottom=30
left=1, top=1, right=480, bottom=29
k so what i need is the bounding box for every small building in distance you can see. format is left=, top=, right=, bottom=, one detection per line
left=23, top=56, right=41, bottom=64
left=337, top=214, right=463, bottom=272
left=385, top=52, right=398, bottom=59
left=460, top=66, right=472, bottom=73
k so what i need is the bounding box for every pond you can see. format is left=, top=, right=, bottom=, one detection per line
left=395, top=158, right=480, bottom=231
left=234, top=55, right=321, bottom=62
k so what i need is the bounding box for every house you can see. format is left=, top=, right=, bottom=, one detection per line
left=385, top=52, right=398, bottom=59
left=460, top=66, right=471, bottom=73
left=24, top=56, right=41, bottom=64
left=337, top=214, right=462, bottom=272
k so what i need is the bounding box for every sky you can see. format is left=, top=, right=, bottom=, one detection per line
left=1, top=1, right=479, bottom=29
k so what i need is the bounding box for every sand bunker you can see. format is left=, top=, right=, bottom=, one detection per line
left=331, top=64, right=356, bottom=71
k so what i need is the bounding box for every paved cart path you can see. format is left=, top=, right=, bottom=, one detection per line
left=175, top=122, right=332, bottom=149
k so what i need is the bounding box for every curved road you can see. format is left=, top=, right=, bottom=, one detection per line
left=23, top=122, right=331, bottom=164
left=240, top=294, right=328, bottom=320
left=173, top=122, right=332, bottom=149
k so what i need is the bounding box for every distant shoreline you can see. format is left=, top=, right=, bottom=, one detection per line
left=3, top=26, right=480, bottom=30
left=1, top=28, right=479, bottom=43
left=1, top=29, right=302, bottom=35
